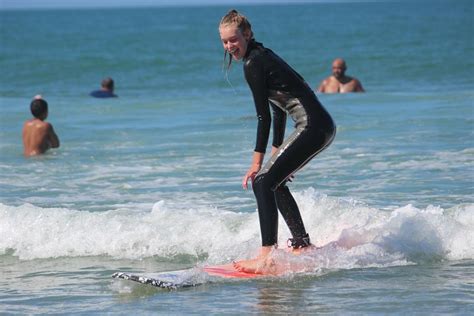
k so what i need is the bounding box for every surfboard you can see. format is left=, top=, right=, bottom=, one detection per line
left=112, top=264, right=264, bottom=289
left=112, top=269, right=201, bottom=290
left=203, top=263, right=265, bottom=279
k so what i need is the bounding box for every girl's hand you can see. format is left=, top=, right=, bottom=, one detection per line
left=242, top=163, right=261, bottom=190
left=242, top=151, right=265, bottom=190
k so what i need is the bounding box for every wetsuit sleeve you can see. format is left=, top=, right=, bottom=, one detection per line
left=270, top=102, right=286, bottom=147
left=244, top=57, right=271, bottom=153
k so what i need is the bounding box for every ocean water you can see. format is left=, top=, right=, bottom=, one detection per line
left=1, top=0, right=473, bottom=314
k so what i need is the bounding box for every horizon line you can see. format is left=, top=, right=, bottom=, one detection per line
left=0, top=0, right=386, bottom=11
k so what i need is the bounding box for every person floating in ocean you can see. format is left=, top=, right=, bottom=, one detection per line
left=22, top=95, right=60, bottom=157
left=317, top=58, right=365, bottom=93
left=219, top=10, right=336, bottom=274
left=90, top=77, right=118, bottom=98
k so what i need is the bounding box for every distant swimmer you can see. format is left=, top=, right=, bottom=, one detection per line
left=90, top=77, right=118, bottom=98
left=219, top=10, right=336, bottom=274
left=22, top=95, right=60, bottom=157
left=317, top=58, right=365, bottom=93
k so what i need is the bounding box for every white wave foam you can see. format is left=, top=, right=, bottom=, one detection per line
left=1, top=189, right=472, bottom=271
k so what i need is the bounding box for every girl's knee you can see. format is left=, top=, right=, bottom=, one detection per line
left=252, top=174, right=266, bottom=193
left=253, top=173, right=276, bottom=196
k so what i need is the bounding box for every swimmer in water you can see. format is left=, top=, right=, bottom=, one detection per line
left=22, top=96, right=60, bottom=157
left=317, top=58, right=365, bottom=93
left=90, top=77, right=118, bottom=98
left=219, top=10, right=336, bottom=274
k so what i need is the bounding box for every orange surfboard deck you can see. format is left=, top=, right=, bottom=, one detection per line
left=203, top=264, right=265, bottom=279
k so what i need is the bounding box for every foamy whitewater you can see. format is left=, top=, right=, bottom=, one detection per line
left=2, top=191, right=473, bottom=265
left=1, top=1, right=473, bottom=314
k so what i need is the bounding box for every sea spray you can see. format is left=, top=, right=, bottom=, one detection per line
left=2, top=190, right=472, bottom=267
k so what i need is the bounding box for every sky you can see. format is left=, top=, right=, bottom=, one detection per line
left=0, top=0, right=329, bottom=10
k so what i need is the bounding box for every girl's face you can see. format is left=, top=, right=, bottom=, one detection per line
left=219, top=24, right=250, bottom=61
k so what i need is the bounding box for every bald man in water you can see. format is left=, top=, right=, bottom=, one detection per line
left=22, top=96, right=60, bottom=157
left=317, top=58, right=365, bottom=93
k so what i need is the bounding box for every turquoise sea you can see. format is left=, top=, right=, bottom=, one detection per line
left=1, top=0, right=473, bottom=314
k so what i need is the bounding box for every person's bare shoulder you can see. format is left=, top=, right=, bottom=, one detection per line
left=23, top=119, right=40, bottom=132
left=352, top=78, right=365, bottom=92
left=23, top=119, right=35, bottom=128
left=36, top=120, right=51, bottom=131
left=317, top=76, right=332, bottom=92
left=318, top=76, right=341, bottom=93
left=24, top=120, right=51, bottom=139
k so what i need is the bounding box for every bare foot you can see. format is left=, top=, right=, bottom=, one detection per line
left=233, top=246, right=277, bottom=274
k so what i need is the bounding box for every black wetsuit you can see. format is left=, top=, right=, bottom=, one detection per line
left=243, top=40, right=336, bottom=248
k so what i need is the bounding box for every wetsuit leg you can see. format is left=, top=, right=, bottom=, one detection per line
left=253, top=124, right=336, bottom=247
left=275, top=184, right=306, bottom=239
left=252, top=175, right=279, bottom=246
left=252, top=181, right=306, bottom=246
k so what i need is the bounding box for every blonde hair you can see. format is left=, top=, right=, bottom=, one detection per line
left=219, top=9, right=254, bottom=39
left=219, top=9, right=254, bottom=70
